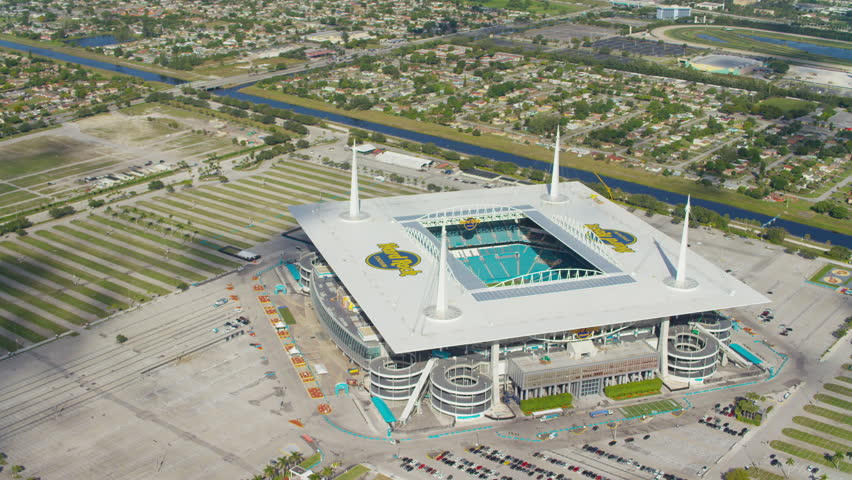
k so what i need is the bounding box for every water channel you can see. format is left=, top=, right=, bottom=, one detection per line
left=0, top=38, right=848, bottom=246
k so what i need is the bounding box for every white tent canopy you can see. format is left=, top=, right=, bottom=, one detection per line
left=376, top=151, right=432, bottom=170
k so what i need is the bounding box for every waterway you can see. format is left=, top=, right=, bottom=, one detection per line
left=0, top=38, right=848, bottom=246
left=0, top=39, right=185, bottom=85
left=740, top=34, right=852, bottom=62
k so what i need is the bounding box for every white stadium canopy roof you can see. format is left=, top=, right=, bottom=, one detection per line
left=290, top=182, right=768, bottom=353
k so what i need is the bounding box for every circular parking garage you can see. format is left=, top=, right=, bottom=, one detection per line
left=369, top=355, right=429, bottom=401
left=672, top=311, right=732, bottom=345
left=666, top=324, right=719, bottom=380
left=429, top=359, right=492, bottom=418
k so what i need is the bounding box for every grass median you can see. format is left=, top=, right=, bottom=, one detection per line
left=89, top=216, right=240, bottom=269
left=33, top=231, right=175, bottom=293
left=54, top=225, right=204, bottom=283
left=793, top=416, right=852, bottom=442
left=276, top=162, right=419, bottom=195
left=0, top=264, right=107, bottom=318
left=0, top=334, right=20, bottom=352
left=825, top=383, right=852, bottom=398
left=181, top=190, right=291, bottom=231
left=135, top=201, right=252, bottom=250
left=815, top=393, right=852, bottom=412
left=72, top=219, right=224, bottom=276
left=804, top=405, right=852, bottom=425
left=2, top=241, right=152, bottom=302
left=0, top=251, right=127, bottom=310
left=152, top=198, right=270, bottom=243
left=782, top=428, right=850, bottom=453
left=0, top=276, right=89, bottom=326
left=770, top=440, right=852, bottom=472
left=0, top=314, right=47, bottom=343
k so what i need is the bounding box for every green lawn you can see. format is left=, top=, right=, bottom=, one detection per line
left=53, top=225, right=204, bottom=284
left=520, top=393, right=573, bottom=413
left=0, top=136, right=93, bottom=179
left=335, top=465, right=370, bottom=480
left=619, top=399, right=681, bottom=418
left=0, top=264, right=108, bottom=318
left=804, top=405, right=852, bottom=426
left=782, top=428, right=851, bottom=453
left=770, top=440, right=852, bottom=473
left=31, top=232, right=173, bottom=294
left=0, top=314, right=47, bottom=343
left=299, top=452, right=322, bottom=469
left=0, top=189, right=37, bottom=208
left=3, top=240, right=153, bottom=301
left=135, top=201, right=253, bottom=250
left=793, top=416, right=852, bottom=442
left=815, top=394, right=852, bottom=412
left=837, top=377, right=852, bottom=385
left=152, top=198, right=269, bottom=243
left=11, top=158, right=119, bottom=188
left=180, top=190, right=290, bottom=231
left=0, top=334, right=20, bottom=352
left=745, top=468, right=784, bottom=480
left=0, top=252, right=128, bottom=310
left=825, top=383, right=852, bottom=398
left=277, top=161, right=420, bottom=194
left=0, top=277, right=88, bottom=326
left=89, top=216, right=241, bottom=269
left=758, top=97, right=816, bottom=115
left=278, top=307, right=296, bottom=325
left=71, top=219, right=224, bottom=276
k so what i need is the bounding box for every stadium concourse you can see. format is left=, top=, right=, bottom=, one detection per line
left=289, top=144, right=768, bottom=427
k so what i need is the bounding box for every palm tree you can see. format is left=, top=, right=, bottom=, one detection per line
left=289, top=451, right=305, bottom=467
left=262, top=464, right=277, bottom=479
left=251, top=475, right=264, bottom=480
left=276, top=456, right=290, bottom=473
left=320, top=466, right=334, bottom=479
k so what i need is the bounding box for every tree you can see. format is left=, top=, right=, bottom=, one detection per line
left=827, top=245, right=850, bottom=261
left=148, top=180, right=165, bottom=190
left=723, top=468, right=749, bottom=480
left=48, top=206, right=75, bottom=219
left=289, top=451, right=304, bottom=466
left=764, top=227, right=787, bottom=245
left=116, top=334, right=128, bottom=343
left=320, top=466, right=334, bottom=479
left=262, top=464, right=277, bottom=479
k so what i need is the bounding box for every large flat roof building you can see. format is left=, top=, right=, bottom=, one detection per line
left=289, top=143, right=767, bottom=423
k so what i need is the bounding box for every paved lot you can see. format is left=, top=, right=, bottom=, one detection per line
left=0, top=191, right=848, bottom=478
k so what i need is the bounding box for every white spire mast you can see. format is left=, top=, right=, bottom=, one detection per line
left=349, top=147, right=360, bottom=219
left=425, top=223, right=461, bottom=322
left=436, top=225, right=448, bottom=317
left=675, top=195, right=691, bottom=288
left=341, top=146, right=369, bottom=221
left=550, top=126, right=561, bottom=200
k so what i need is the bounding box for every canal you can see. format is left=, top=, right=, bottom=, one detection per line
left=0, top=38, right=848, bottom=247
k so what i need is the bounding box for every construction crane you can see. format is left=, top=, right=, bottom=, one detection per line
left=594, top=172, right=614, bottom=201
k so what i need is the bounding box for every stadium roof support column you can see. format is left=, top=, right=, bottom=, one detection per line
left=436, top=225, right=448, bottom=316
left=341, top=147, right=369, bottom=222
left=425, top=225, right=461, bottom=322
left=659, top=317, right=670, bottom=379
left=675, top=196, right=690, bottom=288
left=542, top=127, right=567, bottom=204
left=665, top=195, right=698, bottom=290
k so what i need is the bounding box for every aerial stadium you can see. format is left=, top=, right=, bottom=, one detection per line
left=289, top=137, right=768, bottom=424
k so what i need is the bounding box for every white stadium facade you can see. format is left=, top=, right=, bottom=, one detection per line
left=290, top=137, right=768, bottom=424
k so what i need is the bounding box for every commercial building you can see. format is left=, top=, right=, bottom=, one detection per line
left=656, top=5, right=692, bottom=19
left=289, top=143, right=767, bottom=424
left=684, top=55, right=762, bottom=75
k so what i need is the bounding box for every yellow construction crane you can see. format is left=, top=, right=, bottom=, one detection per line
left=594, top=172, right=614, bottom=201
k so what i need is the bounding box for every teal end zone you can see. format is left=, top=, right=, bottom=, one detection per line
left=371, top=396, right=397, bottom=423
left=730, top=343, right=762, bottom=365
